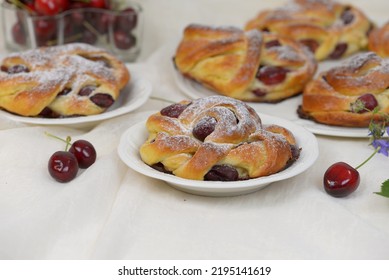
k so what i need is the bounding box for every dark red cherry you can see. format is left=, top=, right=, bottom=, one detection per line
left=87, top=0, right=107, bottom=9
left=12, top=22, right=26, bottom=45
left=34, top=0, right=69, bottom=16
left=115, top=7, right=138, bottom=32
left=265, top=39, right=281, bottom=48
left=81, top=29, right=98, bottom=45
left=252, top=88, right=267, bottom=97
left=90, top=93, right=115, bottom=108
left=6, top=64, right=29, bottom=74
left=351, top=93, right=379, bottom=113
left=299, top=39, right=320, bottom=54
left=329, top=43, right=348, bottom=59
left=69, top=140, right=96, bottom=169
left=323, top=162, right=360, bottom=197
left=48, top=151, right=79, bottom=183
left=192, top=117, right=217, bottom=141
left=204, top=165, right=239, bottom=181
left=33, top=18, right=57, bottom=40
left=257, top=65, right=289, bottom=85
left=160, top=103, right=187, bottom=118
left=78, top=86, right=96, bottom=96
left=114, top=31, right=136, bottom=49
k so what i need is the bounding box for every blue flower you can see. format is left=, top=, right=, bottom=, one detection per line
left=372, top=139, right=389, bottom=157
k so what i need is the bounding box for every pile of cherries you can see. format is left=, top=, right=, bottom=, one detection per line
left=47, top=133, right=97, bottom=183
left=8, top=0, right=138, bottom=50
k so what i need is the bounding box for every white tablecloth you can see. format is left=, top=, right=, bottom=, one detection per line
left=1, top=0, right=389, bottom=260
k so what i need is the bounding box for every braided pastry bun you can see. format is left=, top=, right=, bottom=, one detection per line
left=174, top=24, right=317, bottom=103
left=298, top=52, right=389, bottom=127
left=0, top=43, right=130, bottom=117
left=245, top=0, right=373, bottom=61
left=140, top=96, right=300, bottom=181
left=368, top=22, right=389, bottom=58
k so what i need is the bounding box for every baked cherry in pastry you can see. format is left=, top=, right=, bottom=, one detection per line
left=140, top=96, right=300, bottom=181
left=245, top=0, right=373, bottom=61
left=174, top=24, right=316, bottom=103
left=0, top=43, right=130, bottom=117
left=298, top=52, right=389, bottom=127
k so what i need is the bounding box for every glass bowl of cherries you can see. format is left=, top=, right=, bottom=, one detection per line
left=1, top=0, right=143, bottom=62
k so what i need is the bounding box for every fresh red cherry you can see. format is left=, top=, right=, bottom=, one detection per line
left=35, top=0, right=69, bottom=16
left=69, top=140, right=96, bottom=169
left=48, top=151, right=79, bottom=183
left=12, top=22, right=26, bottom=45
left=351, top=93, right=379, bottom=113
left=323, top=162, right=360, bottom=197
left=115, top=7, right=138, bottom=32
left=256, top=65, right=289, bottom=85
left=113, top=30, right=136, bottom=49
left=33, top=18, right=57, bottom=40
left=87, top=0, right=107, bottom=9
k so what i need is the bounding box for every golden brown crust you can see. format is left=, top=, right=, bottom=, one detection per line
left=299, top=52, right=389, bottom=127
left=140, top=96, right=298, bottom=181
left=174, top=24, right=317, bottom=102
left=0, top=43, right=130, bottom=117
left=245, top=0, right=372, bottom=61
left=368, top=22, right=389, bottom=58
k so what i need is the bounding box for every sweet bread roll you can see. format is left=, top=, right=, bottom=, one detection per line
left=368, top=22, right=389, bottom=58
left=140, top=96, right=300, bottom=181
left=298, top=52, right=389, bottom=127
left=245, top=0, right=373, bottom=61
left=0, top=43, right=130, bottom=117
left=174, top=24, right=316, bottom=103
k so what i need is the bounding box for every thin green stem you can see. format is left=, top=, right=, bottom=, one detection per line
left=45, top=132, right=72, bottom=151
left=355, top=146, right=380, bottom=170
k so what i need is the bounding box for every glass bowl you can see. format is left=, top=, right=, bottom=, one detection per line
left=1, top=1, right=143, bottom=62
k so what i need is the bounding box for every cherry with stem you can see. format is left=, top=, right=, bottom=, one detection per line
left=323, top=147, right=380, bottom=197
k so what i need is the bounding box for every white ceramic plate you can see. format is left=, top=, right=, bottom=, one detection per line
left=0, top=68, right=152, bottom=128
left=118, top=112, right=319, bottom=196
left=171, top=61, right=370, bottom=138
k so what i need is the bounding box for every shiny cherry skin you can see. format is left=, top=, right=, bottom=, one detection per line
left=69, top=140, right=96, bottom=169
left=12, top=22, right=26, bottom=45
left=257, top=65, right=289, bottom=85
left=356, top=94, right=378, bottom=112
left=34, top=0, right=69, bottom=16
left=48, top=151, right=79, bottom=183
left=114, top=30, right=136, bottom=49
left=323, top=162, right=360, bottom=197
left=115, top=7, right=137, bottom=32
left=87, top=0, right=107, bottom=9
left=160, top=103, right=187, bottom=118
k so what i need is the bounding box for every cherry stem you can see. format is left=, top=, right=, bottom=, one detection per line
left=45, top=132, right=72, bottom=151
left=355, top=146, right=381, bottom=170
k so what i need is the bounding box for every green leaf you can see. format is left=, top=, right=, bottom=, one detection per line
left=374, top=179, right=389, bottom=198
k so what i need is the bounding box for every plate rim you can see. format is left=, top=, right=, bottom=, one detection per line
left=117, top=112, right=319, bottom=195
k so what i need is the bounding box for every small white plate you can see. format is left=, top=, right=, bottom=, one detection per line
left=0, top=68, right=152, bottom=128
left=118, top=112, right=319, bottom=196
left=171, top=62, right=370, bottom=138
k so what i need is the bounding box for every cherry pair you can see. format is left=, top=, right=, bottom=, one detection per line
left=47, top=133, right=96, bottom=183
